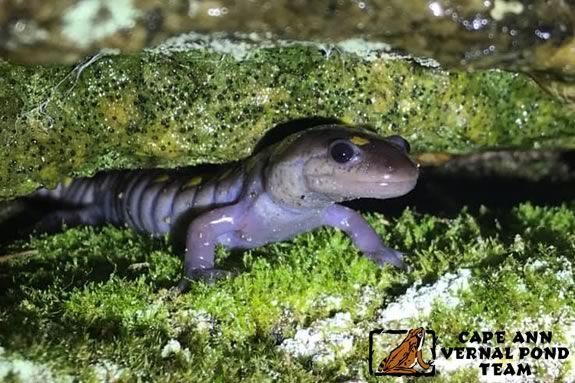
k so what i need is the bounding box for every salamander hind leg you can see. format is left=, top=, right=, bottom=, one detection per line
left=32, top=206, right=103, bottom=234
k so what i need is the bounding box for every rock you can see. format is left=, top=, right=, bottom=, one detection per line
left=0, top=0, right=573, bottom=86
left=0, top=35, right=573, bottom=199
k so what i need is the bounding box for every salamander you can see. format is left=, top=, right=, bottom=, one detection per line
left=26, top=124, right=419, bottom=289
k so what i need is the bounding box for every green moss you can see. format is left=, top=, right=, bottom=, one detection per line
left=0, top=202, right=573, bottom=381
left=1, top=45, right=574, bottom=199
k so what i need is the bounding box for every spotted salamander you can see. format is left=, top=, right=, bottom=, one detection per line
left=29, top=125, right=419, bottom=289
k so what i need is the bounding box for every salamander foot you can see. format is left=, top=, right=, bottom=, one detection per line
left=177, top=268, right=236, bottom=292
left=366, top=247, right=407, bottom=270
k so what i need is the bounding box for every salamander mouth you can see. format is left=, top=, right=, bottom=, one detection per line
left=306, top=176, right=418, bottom=201
left=355, top=178, right=418, bottom=197
left=357, top=178, right=418, bottom=186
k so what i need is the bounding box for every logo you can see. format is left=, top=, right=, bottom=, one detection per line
left=369, top=327, right=436, bottom=376
left=369, top=328, right=571, bottom=378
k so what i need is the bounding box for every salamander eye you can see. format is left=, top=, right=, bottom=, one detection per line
left=330, top=140, right=356, bottom=164
left=386, top=135, right=411, bottom=153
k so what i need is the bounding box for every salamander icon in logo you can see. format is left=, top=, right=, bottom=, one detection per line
left=369, top=327, right=436, bottom=376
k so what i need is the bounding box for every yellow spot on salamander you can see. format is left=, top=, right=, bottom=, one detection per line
left=183, top=176, right=203, bottom=189
left=351, top=136, right=370, bottom=146
left=153, top=174, right=170, bottom=183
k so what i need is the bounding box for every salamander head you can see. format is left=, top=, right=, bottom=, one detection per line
left=265, top=125, right=419, bottom=208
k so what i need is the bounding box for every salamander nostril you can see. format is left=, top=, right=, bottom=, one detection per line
left=386, top=135, right=411, bottom=153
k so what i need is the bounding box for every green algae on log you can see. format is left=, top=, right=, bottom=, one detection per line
left=0, top=41, right=574, bottom=199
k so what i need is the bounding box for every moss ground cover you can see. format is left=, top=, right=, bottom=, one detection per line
left=0, top=202, right=573, bottom=382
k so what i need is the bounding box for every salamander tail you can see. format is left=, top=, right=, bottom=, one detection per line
left=0, top=198, right=75, bottom=246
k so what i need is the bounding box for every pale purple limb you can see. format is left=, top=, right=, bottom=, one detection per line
left=322, top=204, right=405, bottom=268
left=178, top=202, right=246, bottom=290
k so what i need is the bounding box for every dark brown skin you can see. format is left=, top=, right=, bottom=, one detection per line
left=378, top=327, right=434, bottom=374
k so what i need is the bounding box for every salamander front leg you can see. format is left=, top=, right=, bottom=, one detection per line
left=178, top=204, right=244, bottom=291
left=322, top=204, right=405, bottom=268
